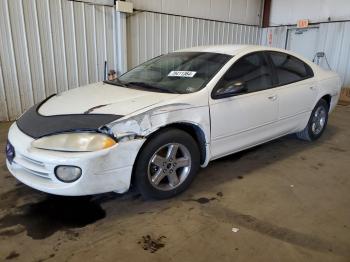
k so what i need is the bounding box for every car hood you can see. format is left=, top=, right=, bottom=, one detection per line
left=38, top=82, right=179, bottom=116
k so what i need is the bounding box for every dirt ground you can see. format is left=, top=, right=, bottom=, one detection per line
left=0, top=106, right=349, bottom=262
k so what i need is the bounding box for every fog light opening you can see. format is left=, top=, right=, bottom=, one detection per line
left=55, top=165, right=82, bottom=183
left=6, top=140, right=15, bottom=164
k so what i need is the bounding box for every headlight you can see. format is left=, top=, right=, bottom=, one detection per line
left=32, top=133, right=117, bottom=152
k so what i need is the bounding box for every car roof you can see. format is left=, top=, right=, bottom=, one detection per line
left=174, top=44, right=318, bottom=69
left=175, top=44, right=286, bottom=56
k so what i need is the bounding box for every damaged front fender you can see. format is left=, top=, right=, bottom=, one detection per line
left=105, top=103, right=211, bottom=166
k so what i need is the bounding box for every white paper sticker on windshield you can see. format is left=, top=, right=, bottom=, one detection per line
left=168, top=71, right=197, bottom=78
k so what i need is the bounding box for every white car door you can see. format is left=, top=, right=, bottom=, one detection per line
left=209, top=52, right=279, bottom=159
left=267, top=51, right=317, bottom=134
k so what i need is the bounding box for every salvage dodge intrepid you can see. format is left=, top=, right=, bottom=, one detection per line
left=6, top=45, right=341, bottom=199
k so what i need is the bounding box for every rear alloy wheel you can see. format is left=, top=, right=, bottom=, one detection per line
left=296, top=99, right=329, bottom=141
left=134, top=129, right=200, bottom=199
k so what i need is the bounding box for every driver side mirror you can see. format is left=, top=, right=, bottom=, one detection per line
left=214, top=81, right=247, bottom=98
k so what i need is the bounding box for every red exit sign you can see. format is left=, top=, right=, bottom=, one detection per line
left=297, top=19, right=309, bottom=28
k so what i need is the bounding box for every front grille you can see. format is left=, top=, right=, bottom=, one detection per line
left=13, top=153, right=51, bottom=180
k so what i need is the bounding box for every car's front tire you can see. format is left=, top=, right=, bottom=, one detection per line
left=134, top=128, right=200, bottom=199
left=296, top=99, right=329, bottom=141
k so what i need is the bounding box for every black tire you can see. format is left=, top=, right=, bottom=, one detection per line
left=134, top=128, right=200, bottom=200
left=296, top=99, right=329, bottom=141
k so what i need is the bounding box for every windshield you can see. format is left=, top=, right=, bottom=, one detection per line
left=114, top=52, right=232, bottom=94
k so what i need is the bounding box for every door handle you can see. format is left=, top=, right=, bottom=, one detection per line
left=268, top=95, right=277, bottom=101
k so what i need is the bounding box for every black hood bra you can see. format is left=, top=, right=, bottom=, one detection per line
left=16, top=95, right=124, bottom=139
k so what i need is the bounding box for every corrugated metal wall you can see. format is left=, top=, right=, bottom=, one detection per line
left=317, top=22, right=350, bottom=87
left=0, top=0, right=117, bottom=121
left=269, top=0, right=350, bottom=25
left=261, top=22, right=350, bottom=87
left=260, top=26, right=288, bottom=49
left=130, top=0, right=263, bottom=26
left=127, top=11, right=262, bottom=68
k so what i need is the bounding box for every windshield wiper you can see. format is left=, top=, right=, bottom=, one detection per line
left=104, top=79, right=177, bottom=94
left=126, top=81, right=177, bottom=94
left=103, top=78, right=128, bottom=87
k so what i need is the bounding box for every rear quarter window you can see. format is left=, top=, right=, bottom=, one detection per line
left=268, top=51, right=314, bottom=86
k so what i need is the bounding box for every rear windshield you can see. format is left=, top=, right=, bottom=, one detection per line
left=117, top=52, right=232, bottom=94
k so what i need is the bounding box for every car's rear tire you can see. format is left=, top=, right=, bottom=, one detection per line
left=296, top=99, right=329, bottom=141
left=134, top=128, right=200, bottom=200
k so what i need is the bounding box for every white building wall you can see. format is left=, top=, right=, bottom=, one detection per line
left=0, top=0, right=118, bottom=121
left=130, top=0, right=263, bottom=25
left=261, top=22, right=350, bottom=87
left=127, top=11, right=262, bottom=68
left=270, top=0, right=350, bottom=25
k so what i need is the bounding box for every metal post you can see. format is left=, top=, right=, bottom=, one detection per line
left=115, top=11, right=127, bottom=75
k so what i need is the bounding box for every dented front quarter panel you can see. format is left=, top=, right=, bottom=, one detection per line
left=106, top=90, right=212, bottom=167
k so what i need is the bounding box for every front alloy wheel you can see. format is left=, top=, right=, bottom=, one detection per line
left=134, top=129, right=200, bottom=199
left=148, top=143, right=191, bottom=191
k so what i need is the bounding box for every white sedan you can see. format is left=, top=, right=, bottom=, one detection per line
left=6, top=45, right=341, bottom=199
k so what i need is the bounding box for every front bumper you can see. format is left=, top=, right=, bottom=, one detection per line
left=6, top=123, right=145, bottom=196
